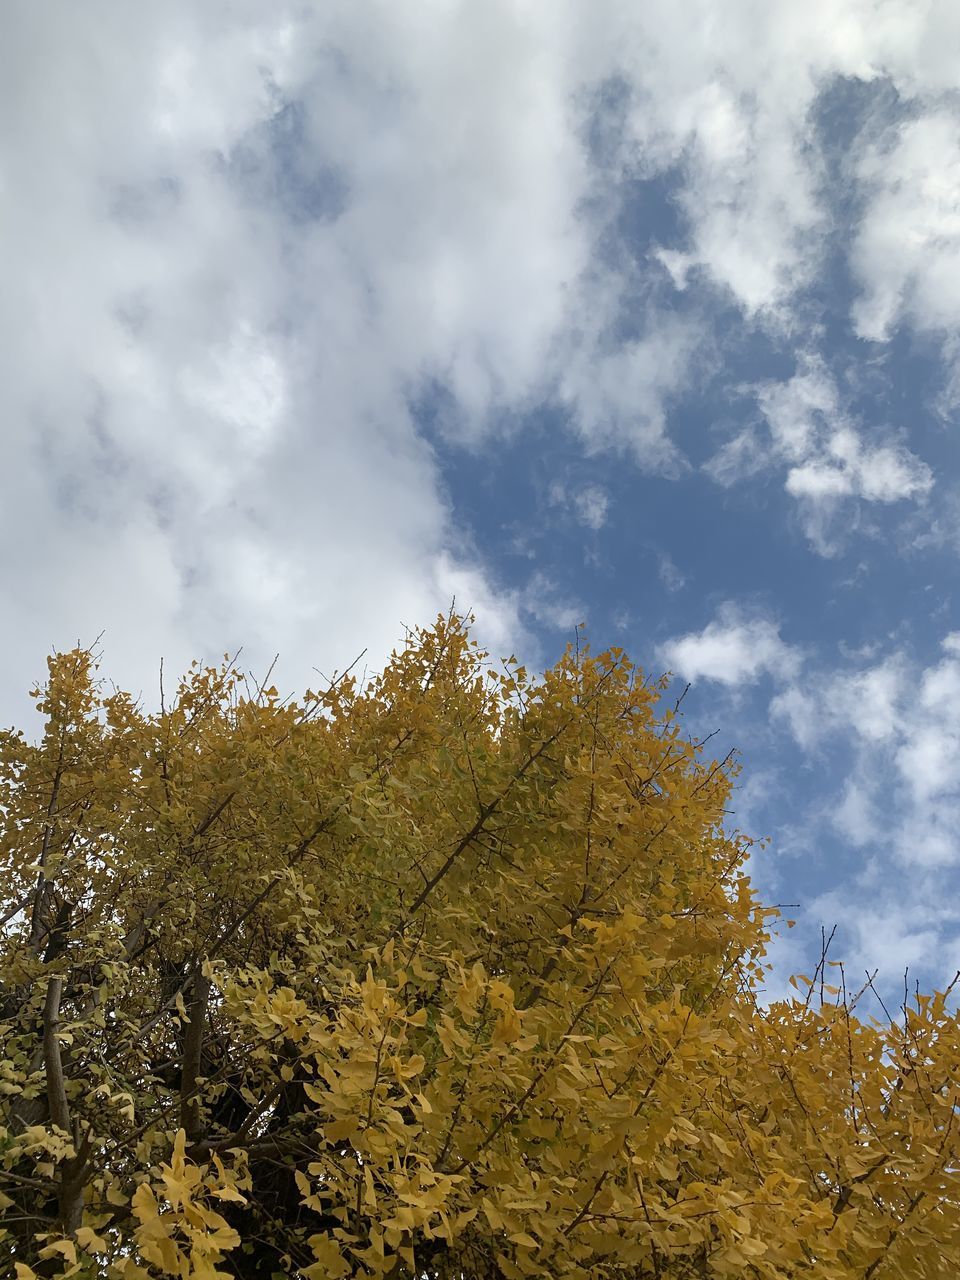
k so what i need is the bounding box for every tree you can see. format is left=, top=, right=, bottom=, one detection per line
left=0, top=614, right=958, bottom=1279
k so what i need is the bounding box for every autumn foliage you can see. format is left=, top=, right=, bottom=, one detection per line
left=1, top=615, right=959, bottom=1278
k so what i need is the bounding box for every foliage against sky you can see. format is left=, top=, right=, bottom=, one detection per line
left=4, top=2, right=960, bottom=987
left=4, top=618, right=960, bottom=1278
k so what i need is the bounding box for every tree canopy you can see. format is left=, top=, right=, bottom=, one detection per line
left=1, top=614, right=959, bottom=1279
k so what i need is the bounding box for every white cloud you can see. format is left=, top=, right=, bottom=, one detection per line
left=520, top=573, right=585, bottom=633
left=767, top=366, right=933, bottom=517
left=580, top=0, right=960, bottom=328
left=573, top=486, right=609, bottom=529
left=707, top=358, right=932, bottom=553
left=784, top=463, right=854, bottom=500
left=2, top=0, right=960, bottom=736
left=550, top=481, right=610, bottom=530
left=845, top=96, right=960, bottom=410
left=0, top=2, right=601, bottom=724
left=557, top=313, right=698, bottom=466
left=654, top=248, right=695, bottom=291
left=730, top=639, right=960, bottom=990
left=804, top=889, right=946, bottom=983
left=772, top=653, right=904, bottom=750
left=852, top=111, right=960, bottom=343
left=760, top=364, right=838, bottom=461
left=2, top=0, right=746, bottom=730
left=775, top=637, right=960, bottom=871
left=702, top=426, right=770, bottom=488
left=833, top=778, right=882, bottom=848
left=768, top=686, right=822, bottom=753
left=657, top=551, right=685, bottom=593
left=658, top=603, right=801, bottom=686
left=770, top=655, right=960, bottom=1003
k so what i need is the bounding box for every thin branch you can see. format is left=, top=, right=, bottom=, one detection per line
left=0, top=890, right=33, bottom=931
left=406, top=723, right=577, bottom=919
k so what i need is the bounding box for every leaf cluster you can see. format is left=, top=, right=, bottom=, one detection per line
left=1, top=616, right=958, bottom=1278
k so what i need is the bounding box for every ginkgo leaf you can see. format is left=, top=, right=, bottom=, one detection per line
left=75, top=1225, right=109, bottom=1253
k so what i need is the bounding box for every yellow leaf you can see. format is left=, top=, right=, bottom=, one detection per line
left=325, top=1116, right=358, bottom=1142
left=492, top=1007, right=522, bottom=1045
left=509, top=1232, right=539, bottom=1249
left=76, top=1225, right=109, bottom=1253
left=38, top=1239, right=77, bottom=1265
left=131, top=1181, right=160, bottom=1223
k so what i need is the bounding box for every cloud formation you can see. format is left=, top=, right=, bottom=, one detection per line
left=706, top=358, right=932, bottom=552
left=767, top=635, right=960, bottom=981
left=658, top=604, right=801, bottom=687
left=0, top=2, right=598, bottom=718
left=776, top=634, right=960, bottom=864
left=3, top=1, right=960, bottom=724
left=852, top=111, right=960, bottom=344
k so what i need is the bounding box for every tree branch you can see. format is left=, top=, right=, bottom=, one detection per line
left=43, top=977, right=70, bottom=1135
left=180, top=969, right=211, bottom=1141
left=43, top=975, right=89, bottom=1236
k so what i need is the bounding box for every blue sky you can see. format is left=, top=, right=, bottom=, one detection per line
left=5, top=1, right=960, bottom=1002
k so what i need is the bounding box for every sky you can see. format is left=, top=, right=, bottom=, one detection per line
left=4, top=1, right=960, bottom=1002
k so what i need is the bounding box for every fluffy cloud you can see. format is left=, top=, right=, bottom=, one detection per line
left=0, top=2, right=598, bottom=724
left=3, top=0, right=960, bottom=737
left=852, top=111, right=960, bottom=344
left=2, top=0, right=745, bottom=728
left=771, top=655, right=904, bottom=752
left=549, top=481, right=610, bottom=530
left=658, top=603, right=801, bottom=686
left=748, top=635, right=960, bottom=989
left=706, top=359, right=932, bottom=552
left=773, top=635, right=960, bottom=855
left=575, top=0, right=960, bottom=325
